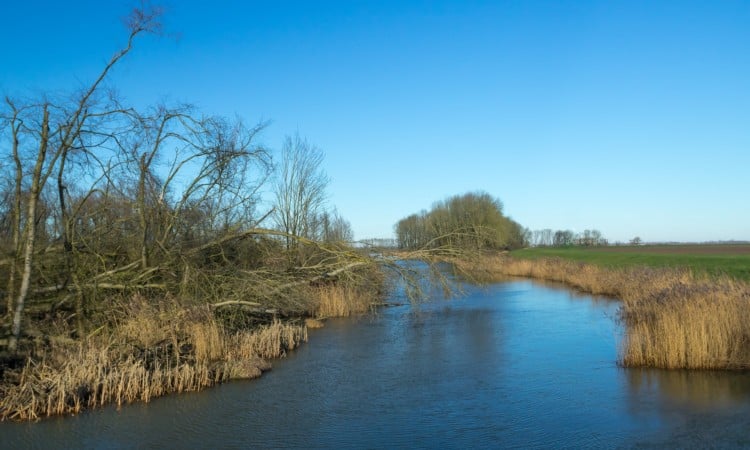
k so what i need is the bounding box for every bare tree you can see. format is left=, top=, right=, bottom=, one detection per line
left=4, top=5, right=163, bottom=352
left=272, top=133, right=329, bottom=252
left=553, top=229, right=574, bottom=246
left=2, top=101, right=23, bottom=319
left=318, top=209, right=354, bottom=243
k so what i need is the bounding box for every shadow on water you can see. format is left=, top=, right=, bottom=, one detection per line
left=2, top=278, right=750, bottom=448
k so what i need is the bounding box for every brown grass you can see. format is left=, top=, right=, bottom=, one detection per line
left=456, top=255, right=750, bottom=370
left=0, top=295, right=307, bottom=421
left=305, top=318, right=325, bottom=329
left=313, top=285, right=375, bottom=318
left=0, top=270, right=384, bottom=422
left=620, top=281, right=750, bottom=369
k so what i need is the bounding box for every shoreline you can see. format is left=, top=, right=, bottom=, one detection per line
left=454, top=254, right=750, bottom=371
left=0, top=281, right=380, bottom=422
left=5, top=252, right=749, bottom=422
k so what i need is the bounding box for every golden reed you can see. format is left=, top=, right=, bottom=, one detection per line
left=0, top=296, right=307, bottom=421
left=1, top=278, right=385, bottom=422
left=455, top=255, right=750, bottom=370
left=313, top=284, right=376, bottom=318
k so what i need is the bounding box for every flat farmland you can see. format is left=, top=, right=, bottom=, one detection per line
left=511, top=244, right=750, bottom=281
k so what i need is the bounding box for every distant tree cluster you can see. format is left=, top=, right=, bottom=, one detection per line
left=395, top=192, right=526, bottom=251
left=527, top=228, right=608, bottom=247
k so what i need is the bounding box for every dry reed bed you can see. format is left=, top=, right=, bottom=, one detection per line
left=456, top=255, right=750, bottom=370
left=1, top=281, right=381, bottom=422
left=0, top=296, right=307, bottom=422
left=313, top=284, right=377, bottom=318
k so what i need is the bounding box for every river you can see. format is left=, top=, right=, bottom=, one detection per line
left=4, top=279, right=750, bottom=448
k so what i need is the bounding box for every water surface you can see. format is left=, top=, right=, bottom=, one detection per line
left=4, top=280, right=750, bottom=448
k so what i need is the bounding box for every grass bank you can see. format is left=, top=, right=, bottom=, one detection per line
left=455, top=254, right=750, bottom=370
left=511, top=244, right=750, bottom=282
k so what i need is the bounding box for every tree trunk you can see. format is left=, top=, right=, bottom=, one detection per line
left=9, top=106, right=49, bottom=353
left=138, top=153, right=149, bottom=269
left=6, top=105, right=22, bottom=319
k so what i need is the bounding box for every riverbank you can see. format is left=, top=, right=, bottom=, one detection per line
left=454, top=254, right=750, bottom=370
left=7, top=251, right=747, bottom=422
left=7, top=278, right=750, bottom=448
left=0, top=280, right=381, bottom=422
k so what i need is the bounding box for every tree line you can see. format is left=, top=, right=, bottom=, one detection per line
left=526, top=228, right=608, bottom=247
left=395, top=192, right=527, bottom=251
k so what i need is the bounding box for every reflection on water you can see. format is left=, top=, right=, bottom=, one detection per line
left=3, top=280, right=750, bottom=448
left=628, top=367, right=750, bottom=409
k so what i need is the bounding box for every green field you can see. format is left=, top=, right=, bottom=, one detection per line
left=511, top=244, right=750, bottom=281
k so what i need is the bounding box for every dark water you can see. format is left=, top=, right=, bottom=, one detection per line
left=4, top=280, right=750, bottom=449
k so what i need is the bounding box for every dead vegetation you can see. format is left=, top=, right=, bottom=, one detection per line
left=0, top=248, right=394, bottom=422
left=314, top=285, right=373, bottom=318
left=455, top=255, right=750, bottom=370
left=0, top=295, right=307, bottom=421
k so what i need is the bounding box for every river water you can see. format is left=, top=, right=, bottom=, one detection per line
left=4, top=279, right=750, bottom=448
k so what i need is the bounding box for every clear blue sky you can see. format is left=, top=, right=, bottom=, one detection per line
left=2, top=1, right=748, bottom=243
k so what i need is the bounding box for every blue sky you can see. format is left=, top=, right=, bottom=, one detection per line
left=2, top=1, right=748, bottom=243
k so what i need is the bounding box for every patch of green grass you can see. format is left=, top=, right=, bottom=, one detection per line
left=511, top=246, right=750, bottom=282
